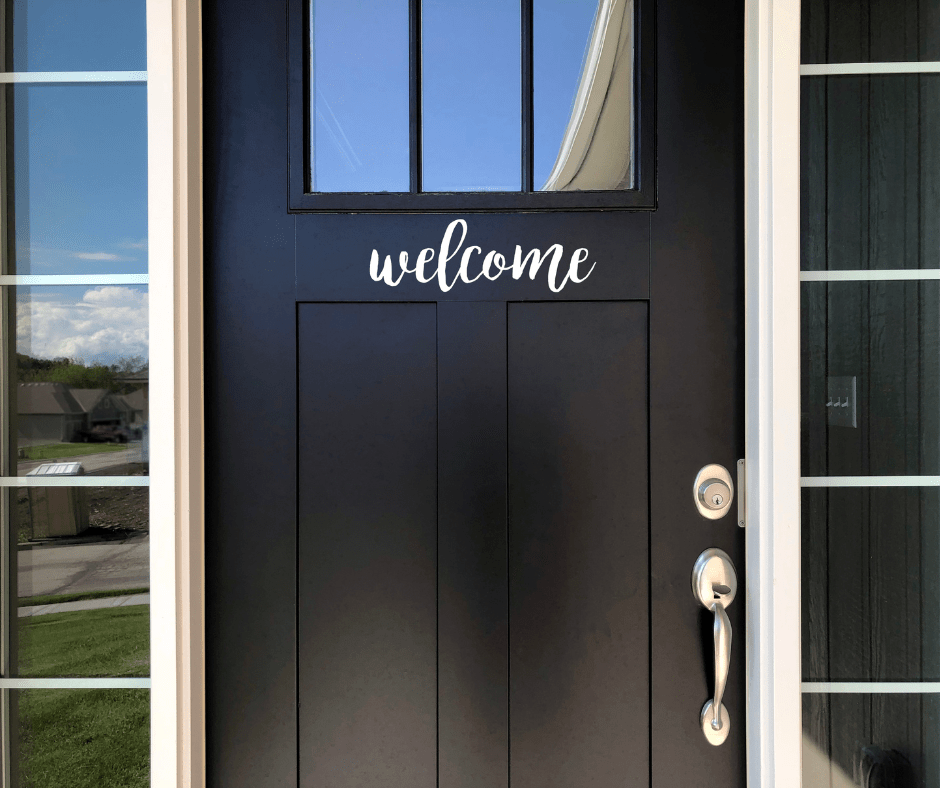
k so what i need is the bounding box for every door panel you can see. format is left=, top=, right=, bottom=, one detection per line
left=508, top=302, right=649, bottom=787
left=298, top=301, right=649, bottom=787
left=438, top=301, right=509, bottom=788
left=298, top=304, right=438, bottom=788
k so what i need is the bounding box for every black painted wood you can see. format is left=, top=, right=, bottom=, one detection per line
left=203, top=1, right=297, bottom=785
left=297, top=303, right=438, bottom=788
left=294, top=211, right=650, bottom=302
left=205, top=0, right=745, bottom=785
left=438, top=302, right=509, bottom=788
left=507, top=302, right=649, bottom=788
left=649, top=0, right=746, bottom=783
left=802, top=0, right=940, bottom=63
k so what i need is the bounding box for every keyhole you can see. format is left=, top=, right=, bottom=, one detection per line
left=712, top=494, right=724, bottom=506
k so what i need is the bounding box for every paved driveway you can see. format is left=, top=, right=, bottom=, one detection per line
left=17, top=441, right=145, bottom=476
left=17, top=535, right=149, bottom=598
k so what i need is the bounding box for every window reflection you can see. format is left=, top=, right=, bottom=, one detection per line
left=306, top=0, right=639, bottom=195
left=800, top=281, right=940, bottom=476
left=536, top=0, right=635, bottom=191
left=12, top=0, right=146, bottom=72
left=16, top=689, right=150, bottom=787
left=16, top=484, right=150, bottom=679
left=803, top=696, right=937, bottom=788
left=310, top=0, right=410, bottom=193
left=12, top=85, right=148, bottom=276
left=421, top=0, right=521, bottom=192
left=15, top=286, right=150, bottom=476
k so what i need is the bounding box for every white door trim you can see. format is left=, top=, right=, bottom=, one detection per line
left=744, top=0, right=802, bottom=786
left=148, top=0, right=204, bottom=785
left=156, top=1, right=801, bottom=785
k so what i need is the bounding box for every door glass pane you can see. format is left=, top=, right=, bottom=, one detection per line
left=421, top=0, right=521, bottom=192
left=801, top=281, right=940, bottom=477
left=0, top=2, right=153, bottom=781
left=801, top=5, right=940, bottom=786
left=803, top=694, right=940, bottom=788
left=801, top=75, right=940, bottom=271
left=12, top=0, right=146, bottom=72
left=801, top=1, right=940, bottom=64
left=803, top=488, right=940, bottom=683
left=15, top=285, right=150, bottom=476
left=16, top=689, right=150, bottom=787
left=534, top=0, right=635, bottom=191
left=309, top=0, right=410, bottom=193
left=15, top=485, right=149, bottom=677
left=12, top=85, right=148, bottom=276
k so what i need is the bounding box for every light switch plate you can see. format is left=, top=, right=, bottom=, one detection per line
left=827, top=376, right=857, bottom=428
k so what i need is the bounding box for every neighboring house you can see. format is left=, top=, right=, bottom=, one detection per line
left=114, top=368, right=149, bottom=425
left=70, top=388, right=136, bottom=428
left=120, top=387, right=148, bottom=425
left=17, top=383, right=145, bottom=446
left=17, top=382, right=86, bottom=445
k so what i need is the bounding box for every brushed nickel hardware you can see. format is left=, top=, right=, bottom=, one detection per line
left=693, top=464, right=734, bottom=519
left=692, top=547, right=737, bottom=746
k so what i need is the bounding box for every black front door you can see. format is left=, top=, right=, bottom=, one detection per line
left=203, top=1, right=745, bottom=787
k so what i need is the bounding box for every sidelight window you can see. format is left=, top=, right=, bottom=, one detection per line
left=0, top=1, right=153, bottom=785
left=290, top=0, right=654, bottom=211
left=799, top=2, right=940, bottom=786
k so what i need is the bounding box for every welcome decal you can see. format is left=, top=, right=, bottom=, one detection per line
left=369, top=219, right=597, bottom=293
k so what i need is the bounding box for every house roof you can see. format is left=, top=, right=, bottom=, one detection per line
left=69, top=388, right=110, bottom=413
left=18, top=383, right=85, bottom=416
left=72, top=388, right=141, bottom=417
left=122, top=388, right=147, bottom=411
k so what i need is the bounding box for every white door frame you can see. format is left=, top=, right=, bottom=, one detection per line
left=744, top=0, right=802, bottom=786
left=148, top=0, right=204, bottom=785
left=153, top=1, right=805, bottom=785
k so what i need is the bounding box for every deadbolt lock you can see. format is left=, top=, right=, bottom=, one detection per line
left=700, top=480, right=731, bottom=509
left=693, top=465, right=734, bottom=519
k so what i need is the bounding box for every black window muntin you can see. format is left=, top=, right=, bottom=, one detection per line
left=287, top=0, right=655, bottom=212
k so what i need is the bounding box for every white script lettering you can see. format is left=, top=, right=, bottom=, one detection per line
left=369, top=220, right=597, bottom=293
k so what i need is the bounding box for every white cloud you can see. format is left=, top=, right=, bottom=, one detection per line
left=119, top=238, right=148, bottom=250
left=17, top=287, right=148, bottom=363
left=72, top=251, right=136, bottom=262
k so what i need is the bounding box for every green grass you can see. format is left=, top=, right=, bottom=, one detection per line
left=18, top=688, right=149, bottom=788
left=16, top=606, right=150, bottom=786
left=23, top=442, right=127, bottom=461
left=19, top=605, right=149, bottom=678
left=19, top=587, right=149, bottom=608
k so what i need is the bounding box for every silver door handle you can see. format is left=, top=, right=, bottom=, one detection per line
left=710, top=603, right=731, bottom=731
left=692, top=548, right=737, bottom=746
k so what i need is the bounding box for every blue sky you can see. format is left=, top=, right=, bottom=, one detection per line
left=312, top=0, right=599, bottom=193
left=12, top=0, right=601, bottom=360
left=15, top=84, right=148, bottom=277
left=17, top=285, right=149, bottom=365
left=13, top=0, right=148, bottom=277
left=12, top=0, right=148, bottom=363
left=13, top=0, right=146, bottom=71
left=422, top=0, right=522, bottom=192
left=534, top=0, right=598, bottom=187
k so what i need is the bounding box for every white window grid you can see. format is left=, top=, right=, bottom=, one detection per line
left=0, top=68, right=154, bottom=787
left=800, top=58, right=940, bottom=697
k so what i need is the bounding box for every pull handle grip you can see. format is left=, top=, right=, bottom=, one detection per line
left=691, top=548, right=737, bottom=746
left=709, top=601, right=731, bottom=732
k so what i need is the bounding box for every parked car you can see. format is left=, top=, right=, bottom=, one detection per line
left=72, top=425, right=131, bottom=444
